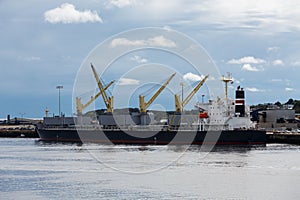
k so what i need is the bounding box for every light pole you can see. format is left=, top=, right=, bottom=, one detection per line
left=180, top=82, right=184, bottom=103
left=202, top=94, right=205, bottom=104
left=19, top=112, right=25, bottom=119
left=56, top=85, right=63, bottom=116
left=180, top=82, right=184, bottom=112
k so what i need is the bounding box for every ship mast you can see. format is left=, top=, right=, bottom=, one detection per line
left=221, top=72, right=233, bottom=100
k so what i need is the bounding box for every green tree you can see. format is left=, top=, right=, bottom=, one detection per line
left=274, top=101, right=281, bottom=107
left=285, top=98, right=294, bottom=105
left=293, top=100, right=300, bottom=113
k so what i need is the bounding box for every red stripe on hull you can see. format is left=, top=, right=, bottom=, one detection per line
left=38, top=138, right=265, bottom=145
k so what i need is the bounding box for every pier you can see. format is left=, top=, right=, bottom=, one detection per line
left=267, top=131, right=300, bottom=145
left=0, top=125, right=38, bottom=138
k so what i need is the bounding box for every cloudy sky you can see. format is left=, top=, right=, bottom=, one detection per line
left=1, top=0, right=300, bottom=118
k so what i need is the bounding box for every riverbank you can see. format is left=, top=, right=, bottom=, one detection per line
left=0, top=125, right=38, bottom=138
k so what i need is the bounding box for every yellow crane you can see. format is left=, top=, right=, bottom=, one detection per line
left=139, top=73, right=176, bottom=113
left=175, top=75, right=209, bottom=113
left=76, top=80, right=115, bottom=115
left=90, top=63, right=114, bottom=113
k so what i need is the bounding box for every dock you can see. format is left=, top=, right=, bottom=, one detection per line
left=267, top=131, right=300, bottom=145
left=0, top=125, right=38, bottom=138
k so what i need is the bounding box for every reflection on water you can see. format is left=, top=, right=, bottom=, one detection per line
left=0, top=138, right=300, bottom=200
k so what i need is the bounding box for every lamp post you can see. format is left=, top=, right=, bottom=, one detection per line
left=56, top=85, right=63, bottom=116
left=180, top=82, right=184, bottom=112
left=19, top=112, right=25, bottom=119
left=180, top=82, right=184, bottom=103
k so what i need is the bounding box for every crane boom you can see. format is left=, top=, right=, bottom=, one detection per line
left=175, top=74, right=209, bottom=113
left=90, top=63, right=114, bottom=113
left=76, top=80, right=115, bottom=115
left=139, top=73, right=176, bottom=113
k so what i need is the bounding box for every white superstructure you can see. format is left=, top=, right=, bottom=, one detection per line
left=195, top=87, right=256, bottom=131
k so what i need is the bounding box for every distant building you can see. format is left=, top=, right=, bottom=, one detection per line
left=253, top=104, right=297, bottom=129
left=259, top=109, right=295, bottom=123
left=282, top=104, right=294, bottom=110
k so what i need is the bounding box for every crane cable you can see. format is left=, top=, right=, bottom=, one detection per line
left=175, top=81, right=199, bottom=95
left=140, top=76, right=170, bottom=97
left=77, top=80, right=113, bottom=98
left=99, top=77, right=113, bottom=96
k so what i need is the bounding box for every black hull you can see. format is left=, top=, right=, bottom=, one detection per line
left=37, top=128, right=266, bottom=146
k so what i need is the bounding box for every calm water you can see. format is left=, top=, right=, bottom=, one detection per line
left=0, top=138, right=299, bottom=200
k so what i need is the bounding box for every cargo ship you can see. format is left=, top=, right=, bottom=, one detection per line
left=36, top=125, right=265, bottom=145
left=36, top=70, right=266, bottom=145
left=36, top=95, right=266, bottom=145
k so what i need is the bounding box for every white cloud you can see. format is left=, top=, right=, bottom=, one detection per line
left=26, top=56, right=41, bottom=61
left=285, top=87, right=295, bottom=92
left=188, top=0, right=300, bottom=32
left=118, top=78, right=140, bottom=85
left=103, top=0, right=300, bottom=33
left=241, top=64, right=263, bottom=72
left=231, top=77, right=240, bottom=84
left=110, top=36, right=176, bottom=48
left=228, top=56, right=266, bottom=64
left=183, top=72, right=205, bottom=82
left=272, top=59, right=284, bottom=66
left=18, top=56, right=42, bottom=62
left=267, top=46, right=280, bottom=52
left=245, top=87, right=265, bottom=92
left=44, top=3, right=102, bottom=24
left=108, top=0, right=137, bottom=8
left=271, top=79, right=283, bottom=82
left=162, top=25, right=173, bottom=31
left=148, top=36, right=176, bottom=47
left=130, top=55, right=148, bottom=63
left=208, top=76, right=216, bottom=81
left=291, top=61, right=300, bottom=66
left=110, top=38, right=144, bottom=47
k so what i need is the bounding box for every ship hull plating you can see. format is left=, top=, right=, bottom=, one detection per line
left=37, top=128, right=266, bottom=145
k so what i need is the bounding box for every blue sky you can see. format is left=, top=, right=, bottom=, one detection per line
left=1, top=0, right=300, bottom=118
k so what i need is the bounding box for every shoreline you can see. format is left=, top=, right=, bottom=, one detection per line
left=0, top=125, right=38, bottom=138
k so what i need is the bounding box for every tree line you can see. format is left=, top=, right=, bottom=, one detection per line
left=251, top=99, right=300, bottom=113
